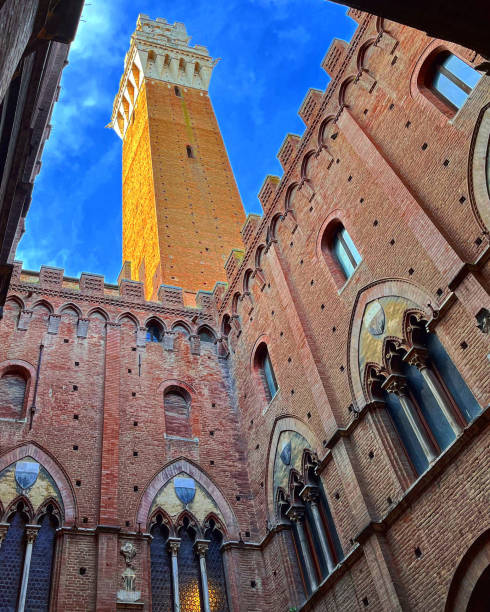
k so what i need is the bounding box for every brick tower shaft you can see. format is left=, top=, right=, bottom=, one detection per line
left=111, top=15, right=245, bottom=300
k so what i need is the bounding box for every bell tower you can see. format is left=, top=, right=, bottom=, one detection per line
left=111, top=15, right=245, bottom=300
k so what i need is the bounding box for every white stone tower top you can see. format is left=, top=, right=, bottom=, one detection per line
left=110, top=14, right=218, bottom=138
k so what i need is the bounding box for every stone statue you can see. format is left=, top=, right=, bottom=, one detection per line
left=117, top=541, right=141, bottom=603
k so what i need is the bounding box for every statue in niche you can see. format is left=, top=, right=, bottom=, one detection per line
left=117, top=542, right=141, bottom=603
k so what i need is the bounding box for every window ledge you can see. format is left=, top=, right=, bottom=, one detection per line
left=262, top=388, right=280, bottom=416
left=337, top=260, right=364, bottom=295
left=0, top=416, right=27, bottom=423
left=164, top=434, right=199, bottom=443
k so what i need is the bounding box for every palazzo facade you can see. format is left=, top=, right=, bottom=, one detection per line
left=0, top=9, right=489, bottom=612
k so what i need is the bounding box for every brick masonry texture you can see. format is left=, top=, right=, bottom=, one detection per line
left=0, top=11, right=489, bottom=612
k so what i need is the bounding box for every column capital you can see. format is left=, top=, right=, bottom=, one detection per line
left=25, top=524, right=41, bottom=544
left=381, top=374, right=409, bottom=396
left=285, top=503, right=306, bottom=523
left=403, top=346, right=429, bottom=369
left=300, top=484, right=320, bottom=506
left=194, top=539, right=210, bottom=557
left=0, top=522, right=9, bottom=543
left=168, top=537, right=181, bottom=556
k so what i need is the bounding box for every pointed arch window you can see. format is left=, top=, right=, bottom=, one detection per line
left=198, top=327, right=216, bottom=344
left=0, top=502, right=59, bottom=610
left=146, top=320, right=163, bottom=342
left=204, top=520, right=229, bottom=611
left=376, top=322, right=481, bottom=477
left=255, top=343, right=278, bottom=402
left=164, top=386, right=192, bottom=439
left=0, top=368, right=28, bottom=419
left=150, top=517, right=173, bottom=611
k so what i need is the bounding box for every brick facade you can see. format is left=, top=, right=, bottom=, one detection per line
left=0, top=11, right=489, bottom=612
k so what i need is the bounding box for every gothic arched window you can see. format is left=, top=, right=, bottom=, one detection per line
left=0, top=504, right=28, bottom=607
left=178, top=519, right=201, bottom=610
left=24, top=507, right=59, bottom=610
left=146, top=319, right=163, bottom=342
left=377, top=322, right=481, bottom=477
left=198, top=327, right=216, bottom=344
left=150, top=517, right=173, bottom=611
left=164, top=387, right=192, bottom=439
left=204, top=521, right=229, bottom=612
left=255, top=343, right=278, bottom=402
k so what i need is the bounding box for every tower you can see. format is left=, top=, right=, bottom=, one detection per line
left=111, top=15, right=245, bottom=300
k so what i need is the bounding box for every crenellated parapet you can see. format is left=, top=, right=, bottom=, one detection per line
left=9, top=263, right=220, bottom=327
left=110, top=14, right=218, bottom=139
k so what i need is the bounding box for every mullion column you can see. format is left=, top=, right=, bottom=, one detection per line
left=382, top=374, right=437, bottom=464
left=17, top=524, right=40, bottom=612
left=194, top=540, right=211, bottom=612
left=300, top=485, right=335, bottom=575
left=286, top=505, right=317, bottom=593
left=404, top=347, right=463, bottom=436
left=168, top=538, right=181, bottom=612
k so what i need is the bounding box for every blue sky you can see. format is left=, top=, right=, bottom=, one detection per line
left=17, top=0, right=356, bottom=283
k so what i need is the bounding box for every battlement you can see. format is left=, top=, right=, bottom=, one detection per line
left=110, top=14, right=217, bottom=139
left=11, top=262, right=215, bottom=315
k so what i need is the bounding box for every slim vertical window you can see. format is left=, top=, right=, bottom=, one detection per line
left=186, top=145, right=194, bottom=158
left=256, top=343, right=278, bottom=402
left=431, top=52, right=481, bottom=111
left=332, top=226, right=361, bottom=280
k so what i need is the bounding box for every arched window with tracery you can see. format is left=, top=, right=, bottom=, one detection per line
left=150, top=516, right=173, bottom=611
left=273, top=433, right=343, bottom=601
left=178, top=518, right=202, bottom=611
left=204, top=520, right=229, bottom=612
left=24, top=505, right=59, bottom=610
left=164, top=386, right=192, bottom=439
left=0, top=367, right=28, bottom=419
left=361, top=301, right=482, bottom=478
left=254, top=342, right=278, bottom=402
left=0, top=502, right=28, bottom=607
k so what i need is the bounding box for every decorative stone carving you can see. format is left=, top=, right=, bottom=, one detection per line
left=117, top=542, right=141, bottom=604
left=381, top=374, right=409, bottom=396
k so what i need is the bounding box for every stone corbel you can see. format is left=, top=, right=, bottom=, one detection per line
left=357, top=69, right=377, bottom=93
left=298, top=179, right=315, bottom=201
left=252, top=268, right=266, bottom=291
left=136, top=326, right=147, bottom=347
left=189, top=334, right=200, bottom=355
left=163, top=330, right=176, bottom=351
left=18, top=309, right=33, bottom=331
left=231, top=314, right=241, bottom=335
left=282, top=209, right=298, bottom=234
left=316, top=145, right=334, bottom=168
left=77, top=318, right=89, bottom=339
left=217, top=336, right=230, bottom=358
left=48, top=314, right=61, bottom=335
left=376, top=31, right=398, bottom=54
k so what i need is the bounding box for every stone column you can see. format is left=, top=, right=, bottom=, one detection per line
left=18, top=524, right=41, bottom=612
left=168, top=538, right=181, bottom=612
left=382, top=375, right=437, bottom=464
left=300, top=485, right=335, bottom=574
left=194, top=540, right=211, bottom=612
left=404, top=347, right=463, bottom=437
left=286, top=505, right=317, bottom=592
